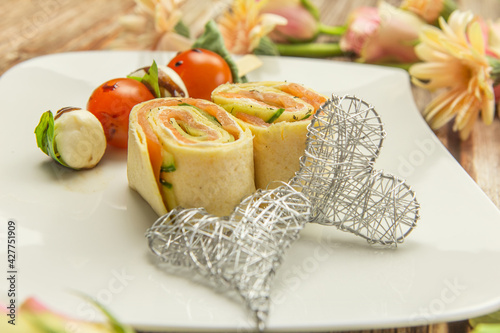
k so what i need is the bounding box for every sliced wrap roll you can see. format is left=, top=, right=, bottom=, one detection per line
left=212, top=81, right=327, bottom=189
left=127, top=97, right=255, bottom=217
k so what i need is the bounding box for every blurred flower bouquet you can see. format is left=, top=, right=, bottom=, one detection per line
left=1, top=296, right=135, bottom=333
left=112, top=0, right=500, bottom=140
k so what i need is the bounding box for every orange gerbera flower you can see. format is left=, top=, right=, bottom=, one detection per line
left=409, top=10, right=498, bottom=140
left=217, top=0, right=287, bottom=54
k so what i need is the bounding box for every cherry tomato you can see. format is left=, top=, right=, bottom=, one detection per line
left=167, top=48, right=233, bottom=100
left=87, top=78, right=154, bottom=148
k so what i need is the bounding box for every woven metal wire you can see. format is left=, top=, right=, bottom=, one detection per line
left=292, top=95, right=419, bottom=244
left=145, top=95, right=420, bottom=330
left=147, top=184, right=310, bottom=330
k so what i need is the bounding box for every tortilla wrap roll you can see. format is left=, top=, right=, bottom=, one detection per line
left=127, top=97, right=255, bottom=217
left=212, top=81, right=327, bottom=189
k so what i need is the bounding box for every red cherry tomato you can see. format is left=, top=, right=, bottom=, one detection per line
left=87, top=78, right=154, bottom=148
left=167, top=48, right=233, bottom=100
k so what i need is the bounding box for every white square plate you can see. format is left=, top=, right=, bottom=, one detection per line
left=1, top=51, right=500, bottom=332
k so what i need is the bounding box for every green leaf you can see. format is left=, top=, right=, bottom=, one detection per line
left=145, top=60, right=161, bottom=98
left=74, top=292, right=136, bottom=333
left=470, top=324, right=500, bottom=333
left=174, top=20, right=190, bottom=38
left=470, top=309, right=500, bottom=328
left=127, top=75, right=143, bottom=82
left=488, top=56, right=500, bottom=86
left=440, top=0, right=458, bottom=22
left=129, top=60, right=161, bottom=98
left=35, top=110, right=53, bottom=156
left=267, top=108, right=285, bottom=123
left=24, top=313, right=67, bottom=333
left=192, top=20, right=244, bottom=83
left=34, top=111, right=69, bottom=168
left=141, top=60, right=161, bottom=98
left=253, top=36, right=280, bottom=56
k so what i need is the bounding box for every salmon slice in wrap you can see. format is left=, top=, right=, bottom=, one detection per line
left=212, top=81, right=327, bottom=189
left=127, top=97, right=255, bottom=217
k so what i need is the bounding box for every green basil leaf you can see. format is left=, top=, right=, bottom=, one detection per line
left=34, top=111, right=69, bottom=168
left=174, top=20, right=190, bottom=38
left=127, top=75, right=143, bottom=82
left=192, top=20, right=244, bottom=83
left=128, top=60, right=161, bottom=98
left=253, top=36, right=280, bottom=56
left=143, top=60, right=161, bottom=98
left=34, top=110, right=52, bottom=156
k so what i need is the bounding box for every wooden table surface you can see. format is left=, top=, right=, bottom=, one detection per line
left=1, top=0, right=499, bottom=332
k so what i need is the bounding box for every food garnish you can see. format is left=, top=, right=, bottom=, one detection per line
left=128, top=60, right=188, bottom=98
left=34, top=107, right=107, bottom=170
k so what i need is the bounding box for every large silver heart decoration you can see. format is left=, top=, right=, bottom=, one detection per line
left=146, top=95, right=420, bottom=330
left=294, top=95, right=419, bottom=244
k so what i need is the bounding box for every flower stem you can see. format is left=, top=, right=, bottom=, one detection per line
left=276, top=42, right=344, bottom=58
left=317, top=23, right=347, bottom=36
left=440, top=0, right=458, bottom=21
left=488, top=56, right=500, bottom=86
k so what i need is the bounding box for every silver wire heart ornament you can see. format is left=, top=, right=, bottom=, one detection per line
left=293, top=95, right=419, bottom=244
left=146, top=95, right=420, bottom=330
